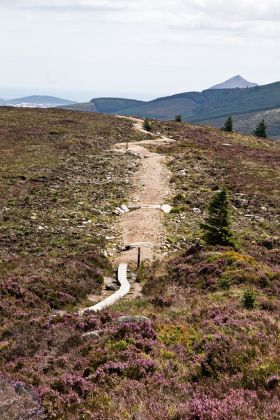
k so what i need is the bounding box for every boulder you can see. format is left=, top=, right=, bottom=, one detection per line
left=121, top=204, right=129, bottom=213
left=117, top=315, right=150, bottom=324
left=82, top=330, right=101, bottom=339
left=106, top=283, right=119, bottom=291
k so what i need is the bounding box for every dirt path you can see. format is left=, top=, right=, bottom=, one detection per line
left=113, top=117, right=173, bottom=267
left=79, top=117, right=173, bottom=313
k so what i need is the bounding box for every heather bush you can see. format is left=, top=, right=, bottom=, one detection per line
left=113, top=321, right=156, bottom=341
left=242, top=360, right=280, bottom=389
left=178, top=389, right=259, bottom=419
left=0, top=377, right=43, bottom=420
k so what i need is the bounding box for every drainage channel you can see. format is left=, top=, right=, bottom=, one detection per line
left=79, top=263, right=130, bottom=314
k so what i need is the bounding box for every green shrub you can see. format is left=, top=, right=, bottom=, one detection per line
left=175, top=115, right=182, bottom=122
left=242, top=289, right=256, bottom=309
left=219, top=276, right=231, bottom=290
left=170, top=206, right=185, bottom=214
left=173, top=192, right=186, bottom=204
left=143, top=118, right=152, bottom=132
left=49, top=128, right=65, bottom=136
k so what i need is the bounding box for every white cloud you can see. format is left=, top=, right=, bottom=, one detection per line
left=0, top=0, right=279, bottom=98
left=1, top=0, right=130, bottom=8
left=2, top=0, right=280, bottom=20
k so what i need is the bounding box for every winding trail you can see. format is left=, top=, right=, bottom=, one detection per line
left=79, top=117, right=174, bottom=314
left=114, top=117, right=174, bottom=265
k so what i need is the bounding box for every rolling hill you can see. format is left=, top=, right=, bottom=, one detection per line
left=62, top=97, right=145, bottom=113
left=91, top=97, right=144, bottom=113
left=61, top=101, right=98, bottom=112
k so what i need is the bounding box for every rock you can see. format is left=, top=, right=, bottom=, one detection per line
left=161, top=204, right=172, bottom=214
left=117, top=315, right=150, bottom=324
left=121, top=204, right=129, bottom=213
left=106, top=283, right=119, bottom=291
left=107, top=251, right=115, bottom=257
left=178, top=169, right=187, bottom=176
left=82, top=330, right=101, bottom=339
left=192, top=208, right=201, bottom=214
left=120, top=244, right=131, bottom=252
left=130, top=272, right=137, bottom=282
left=91, top=208, right=103, bottom=215
left=115, top=207, right=125, bottom=214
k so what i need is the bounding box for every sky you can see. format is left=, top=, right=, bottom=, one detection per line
left=0, top=0, right=280, bottom=101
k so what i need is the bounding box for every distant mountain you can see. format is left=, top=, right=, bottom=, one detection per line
left=57, top=79, right=280, bottom=138
left=5, top=95, right=76, bottom=108
left=209, top=75, right=258, bottom=90
left=0, top=98, right=6, bottom=105
left=113, top=82, right=280, bottom=121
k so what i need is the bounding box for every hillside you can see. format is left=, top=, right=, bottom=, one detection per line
left=0, top=109, right=279, bottom=419
left=91, top=97, right=145, bottom=113
left=63, top=97, right=145, bottom=114
left=63, top=82, right=280, bottom=137
left=61, top=101, right=98, bottom=112
left=202, top=108, right=280, bottom=139
left=116, top=82, right=280, bottom=121
left=209, top=75, right=258, bottom=89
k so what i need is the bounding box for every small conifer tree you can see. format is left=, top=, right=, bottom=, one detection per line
left=202, top=188, right=235, bottom=246
left=242, top=289, right=256, bottom=309
left=175, top=115, right=182, bottom=122
left=253, top=119, right=267, bottom=138
left=222, top=116, right=233, bottom=132
left=143, top=118, right=152, bottom=132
